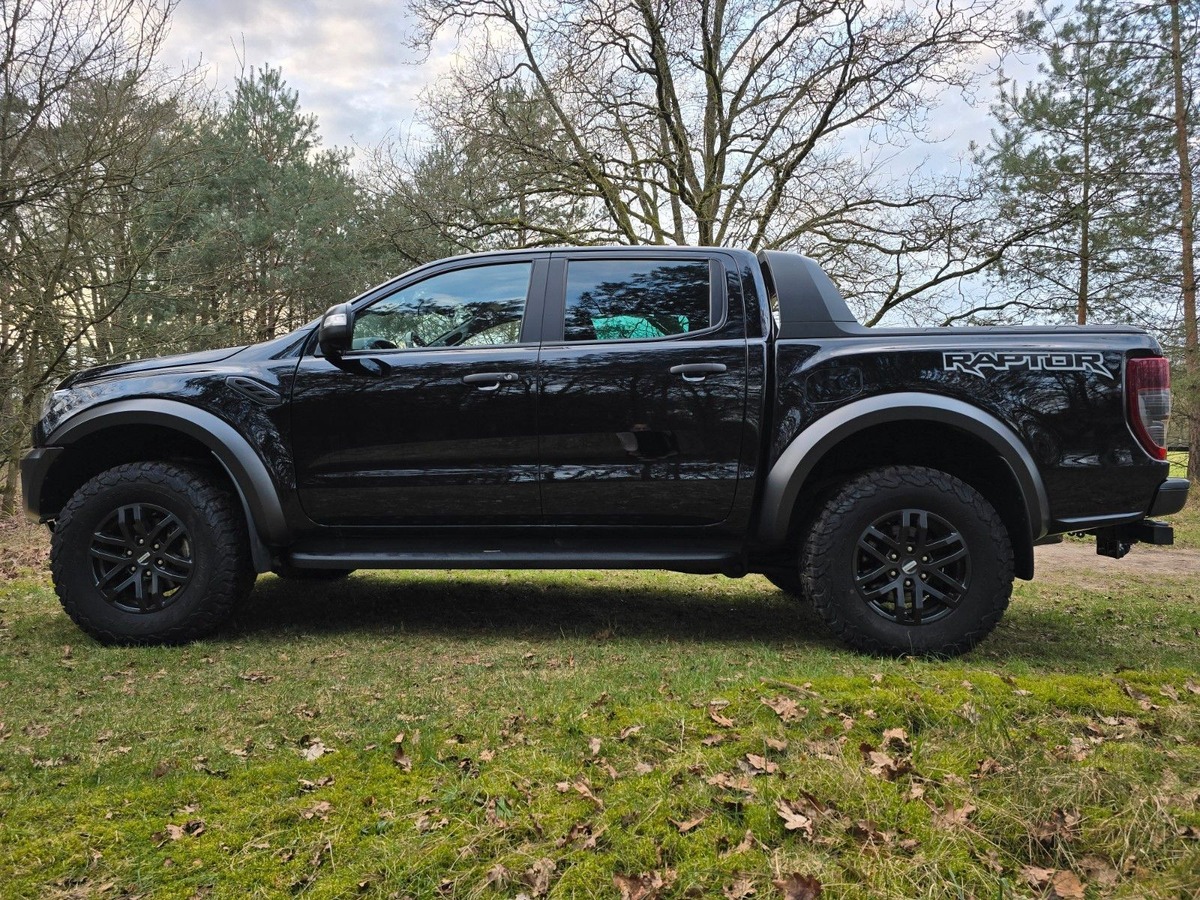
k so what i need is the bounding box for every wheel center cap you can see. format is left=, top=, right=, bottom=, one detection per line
left=901, top=559, right=918, bottom=575
left=138, top=552, right=151, bottom=565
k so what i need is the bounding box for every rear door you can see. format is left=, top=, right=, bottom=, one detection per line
left=537, top=251, right=749, bottom=526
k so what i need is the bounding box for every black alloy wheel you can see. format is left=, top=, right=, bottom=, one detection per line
left=853, top=508, right=969, bottom=626
left=89, top=503, right=194, bottom=612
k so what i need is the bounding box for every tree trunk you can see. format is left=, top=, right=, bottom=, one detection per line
left=1170, top=0, right=1199, bottom=483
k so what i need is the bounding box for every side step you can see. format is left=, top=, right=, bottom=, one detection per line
left=285, top=535, right=745, bottom=576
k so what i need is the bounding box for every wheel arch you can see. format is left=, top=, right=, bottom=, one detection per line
left=759, top=393, right=1049, bottom=580
left=41, top=399, right=288, bottom=571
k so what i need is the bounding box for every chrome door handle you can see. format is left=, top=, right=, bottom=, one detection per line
left=670, top=362, right=727, bottom=382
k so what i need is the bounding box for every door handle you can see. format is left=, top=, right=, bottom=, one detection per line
left=462, top=372, right=519, bottom=390
left=670, top=362, right=727, bottom=382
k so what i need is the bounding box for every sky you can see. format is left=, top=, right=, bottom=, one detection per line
left=158, top=0, right=448, bottom=156
left=157, top=0, right=1023, bottom=169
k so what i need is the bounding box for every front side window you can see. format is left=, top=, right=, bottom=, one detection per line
left=352, top=262, right=533, bottom=351
left=563, top=259, right=712, bottom=342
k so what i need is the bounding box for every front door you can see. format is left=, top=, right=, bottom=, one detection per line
left=289, top=257, right=546, bottom=527
left=537, top=252, right=749, bottom=526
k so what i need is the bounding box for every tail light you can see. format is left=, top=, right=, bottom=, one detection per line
left=1126, top=357, right=1171, bottom=460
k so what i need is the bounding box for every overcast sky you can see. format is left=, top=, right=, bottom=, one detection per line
left=159, top=0, right=446, bottom=155
left=158, top=0, right=1021, bottom=170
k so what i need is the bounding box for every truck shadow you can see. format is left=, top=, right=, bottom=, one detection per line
left=231, top=571, right=834, bottom=648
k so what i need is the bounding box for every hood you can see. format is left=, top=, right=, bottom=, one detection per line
left=58, top=345, right=249, bottom=389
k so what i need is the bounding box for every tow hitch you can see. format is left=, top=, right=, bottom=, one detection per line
left=1094, top=520, right=1174, bottom=560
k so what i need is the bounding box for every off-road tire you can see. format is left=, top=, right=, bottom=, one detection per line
left=51, top=462, right=255, bottom=644
left=801, top=465, right=1012, bottom=657
left=271, top=564, right=354, bottom=581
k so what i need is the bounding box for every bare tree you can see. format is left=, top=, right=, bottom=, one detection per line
left=0, top=0, right=188, bottom=512
left=403, top=0, right=1038, bottom=320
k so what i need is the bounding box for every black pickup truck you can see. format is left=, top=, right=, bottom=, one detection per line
left=22, top=247, right=1188, bottom=655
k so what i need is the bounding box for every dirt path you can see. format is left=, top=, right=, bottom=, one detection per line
left=1034, top=539, right=1200, bottom=578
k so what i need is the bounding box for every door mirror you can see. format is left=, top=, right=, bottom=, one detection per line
left=318, top=303, right=354, bottom=357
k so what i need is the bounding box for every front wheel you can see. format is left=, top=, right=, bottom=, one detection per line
left=50, top=462, right=255, bottom=644
left=802, top=465, right=1012, bottom=657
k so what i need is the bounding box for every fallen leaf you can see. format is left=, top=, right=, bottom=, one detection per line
left=1020, top=865, right=1056, bottom=890
left=930, top=801, right=976, bottom=829
left=701, top=734, right=728, bottom=747
left=299, top=737, right=329, bottom=761
left=1032, top=808, right=1081, bottom=845
left=671, top=812, right=709, bottom=833
left=1050, top=870, right=1086, bottom=900
left=238, top=671, right=276, bottom=684
left=588, top=737, right=602, bottom=756
left=619, top=725, right=643, bottom=740
left=709, top=705, right=735, bottom=728
left=484, top=863, right=510, bottom=888
left=708, top=772, right=756, bottom=794
left=392, top=733, right=412, bottom=771
left=634, top=762, right=654, bottom=775
left=722, top=829, right=762, bottom=857
left=741, top=753, right=778, bottom=776
left=772, top=873, right=822, bottom=899
left=1159, top=683, right=1180, bottom=701
left=723, top=875, right=757, bottom=899
left=775, top=799, right=814, bottom=838
left=613, top=870, right=675, bottom=900
left=765, top=737, right=788, bottom=751
left=523, top=857, right=555, bottom=898
left=881, top=727, right=910, bottom=754
left=1077, top=855, right=1118, bottom=887
left=761, top=696, right=805, bottom=722
left=300, top=801, right=332, bottom=821
left=859, top=743, right=913, bottom=780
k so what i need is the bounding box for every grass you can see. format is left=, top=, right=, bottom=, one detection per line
left=1, top=521, right=1198, bottom=899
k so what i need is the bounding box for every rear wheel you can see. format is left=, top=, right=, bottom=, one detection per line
left=51, top=462, right=255, bottom=644
left=802, top=465, right=1012, bottom=657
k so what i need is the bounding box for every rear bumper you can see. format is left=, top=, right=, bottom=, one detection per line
left=20, top=446, right=63, bottom=522
left=1149, top=477, right=1189, bottom=517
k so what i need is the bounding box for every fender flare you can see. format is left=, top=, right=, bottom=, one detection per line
left=47, top=399, right=290, bottom=562
left=758, top=392, right=1050, bottom=546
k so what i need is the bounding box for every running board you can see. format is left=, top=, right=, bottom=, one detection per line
left=286, top=536, right=744, bottom=575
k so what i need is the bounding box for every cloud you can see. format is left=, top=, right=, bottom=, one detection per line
left=159, top=0, right=436, bottom=153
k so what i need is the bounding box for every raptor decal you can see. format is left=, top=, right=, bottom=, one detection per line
left=942, top=351, right=1113, bottom=380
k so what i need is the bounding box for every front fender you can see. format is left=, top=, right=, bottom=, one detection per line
left=758, top=392, right=1050, bottom=546
left=46, top=398, right=291, bottom=550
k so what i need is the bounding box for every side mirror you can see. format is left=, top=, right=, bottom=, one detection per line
left=318, top=303, right=353, bottom=357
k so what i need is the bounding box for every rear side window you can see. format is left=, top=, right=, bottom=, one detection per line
left=563, top=259, right=711, bottom=342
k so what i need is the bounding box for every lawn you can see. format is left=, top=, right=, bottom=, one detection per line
left=1, top=518, right=1198, bottom=899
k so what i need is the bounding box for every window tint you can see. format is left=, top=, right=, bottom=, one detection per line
left=563, top=259, right=711, bottom=342
left=352, top=262, right=532, bottom=351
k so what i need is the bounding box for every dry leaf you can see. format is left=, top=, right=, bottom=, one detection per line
left=723, top=875, right=757, bottom=899
left=300, top=800, right=332, bottom=821
left=300, top=737, right=329, bottom=761
left=392, top=733, right=412, bottom=771
left=772, top=873, right=822, bottom=900
left=523, top=857, right=555, bottom=898
left=931, top=801, right=976, bottom=829
left=588, top=737, right=602, bottom=757
left=709, top=705, right=735, bottom=728
left=860, top=743, right=913, bottom=781
left=1050, top=870, right=1086, bottom=900
left=1020, top=865, right=1056, bottom=890
left=775, top=799, right=814, bottom=838
left=634, top=762, right=654, bottom=775
left=1033, top=808, right=1081, bottom=845
left=671, top=812, right=709, bottom=833
left=765, top=737, right=788, bottom=751
left=881, top=727, right=910, bottom=753
left=484, top=863, right=510, bottom=888
left=613, top=870, right=675, bottom=900
left=701, top=734, right=728, bottom=747
left=1077, top=855, right=1118, bottom=887
left=722, top=829, right=762, bottom=857
left=741, top=753, right=778, bottom=776
left=619, top=725, right=643, bottom=740
left=708, top=772, right=756, bottom=794
left=761, top=695, right=805, bottom=722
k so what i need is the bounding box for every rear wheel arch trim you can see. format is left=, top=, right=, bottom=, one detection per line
left=45, top=399, right=289, bottom=553
left=759, top=392, right=1049, bottom=547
